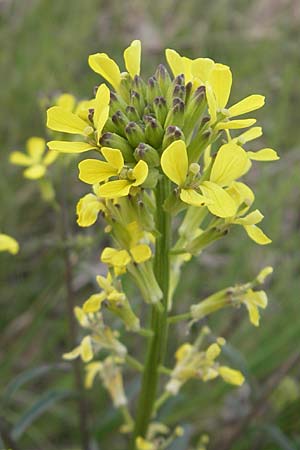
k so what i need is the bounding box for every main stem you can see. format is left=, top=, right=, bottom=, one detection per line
left=133, top=177, right=171, bottom=443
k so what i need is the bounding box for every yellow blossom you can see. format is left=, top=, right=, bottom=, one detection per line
left=161, top=140, right=210, bottom=207
left=47, top=84, right=110, bottom=153
left=89, top=40, right=141, bottom=91
left=79, top=147, right=148, bottom=198
left=10, top=137, right=58, bottom=179
left=76, top=184, right=107, bottom=227
left=0, top=233, right=19, bottom=255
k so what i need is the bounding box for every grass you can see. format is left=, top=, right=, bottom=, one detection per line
left=1, top=0, right=300, bottom=449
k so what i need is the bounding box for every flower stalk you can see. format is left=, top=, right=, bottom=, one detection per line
left=133, top=177, right=171, bottom=442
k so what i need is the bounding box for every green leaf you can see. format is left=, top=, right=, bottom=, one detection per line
left=262, top=424, right=297, bottom=450
left=1, top=363, right=68, bottom=405
left=11, top=389, right=72, bottom=440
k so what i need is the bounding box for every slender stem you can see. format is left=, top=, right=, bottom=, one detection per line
left=132, top=178, right=171, bottom=444
left=60, top=178, right=90, bottom=450
left=168, top=312, right=192, bottom=324
left=125, top=355, right=144, bottom=373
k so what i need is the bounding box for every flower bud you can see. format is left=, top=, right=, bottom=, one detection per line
left=100, top=132, right=134, bottom=162
left=165, top=98, right=185, bottom=129
left=153, top=96, right=168, bottom=126
left=134, top=143, right=160, bottom=167
left=162, top=125, right=185, bottom=149
left=186, top=227, right=228, bottom=254
left=155, top=64, right=171, bottom=96
left=147, top=76, right=161, bottom=103
left=125, top=122, right=145, bottom=147
left=110, top=91, right=127, bottom=115
left=112, top=110, right=130, bottom=136
left=126, top=105, right=140, bottom=122
left=130, top=90, right=145, bottom=115
left=144, top=116, right=164, bottom=148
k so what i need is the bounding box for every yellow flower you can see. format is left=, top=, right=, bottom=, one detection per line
left=47, top=84, right=110, bottom=153
left=166, top=336, right=244, bottom=395
left=161, top=140, right=210, bottom=207
left=63, top=335, right=94, bottom=362
left=161, top=140, right=249, bottom=218
left=226, top=182, right=272, bottom=245
left=89, top=40, right=141, bottom=91
left=101, top=240, right=152, bottom=276
left=241, top=289, right=268, bottom=326
left=136, top=437, right=156, bottom=450
left=79, top=147, right=148, bottom=198
left=0, top=233, right=19, bottom=255
left=205, top=64, right=265, bottom=129
left=76, top=184, right=107, bottom=227
left=10, top=137, right=58, bottom=179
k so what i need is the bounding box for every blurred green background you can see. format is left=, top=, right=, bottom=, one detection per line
left=1, top=0, right=300, bottom=449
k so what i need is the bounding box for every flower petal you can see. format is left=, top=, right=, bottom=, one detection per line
left=228, top=95, right=265, bottom=117
left=161, top=140, right=188, bottom=186
left=132, top=160, right=148, bottom=186
left=244, top=224, right=272, bottom=245
left=210, top=143, right=249, bottom=186
left=215, top=118, right=256, bottom=130
left=191, top=57, right=215, bottom=83
left=83, top=293, right=106, bottom=313
left=124, top=40, right=141, bottom=78
left=130, top=244, right=152, bottom=263
left=210, top=64, right=232, bottom=109
left=205, top=82, right=217, bottom=124
left=78, top=159, right=118, bottom=184
left=232, top=126, right=263, bottom=144
left=47, top=106, right=91, bottom=135
left=76, top=193, right=104, bottom=227
left=81, top=336, right=93, bottom=362
left=98, top=179, right=131, bottom=198
left=56, top=93, right=76, bottom=111
left=101, top=147, right=124, bottom=171
left=94, top=84, right=110, bottom=137
left=180, top=188, right=210, bottom=206
left=247, top=148, right=279, bottom=161
left=0, top=234, right=19, bottom=254
left=200, top=181, right=237, bottom=218
left=26, top=137, right=45, bottom=162
left=219, top=366, right=245, bottom=385
left=235, top=209, right=264, bottom=225
left=23, top=164, right=46, bottom=179
left=88, top=53, right=121, bottom=91
left=47, top=141, right=97, bottom=153
left=165, top=49, right=184, bottom=77
left=10, top=151, right=32, bottom=166
left=43, top=150, right=58, bottom=166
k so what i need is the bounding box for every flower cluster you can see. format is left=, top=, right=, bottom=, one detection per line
left=38, top=40, right=277, bottom=446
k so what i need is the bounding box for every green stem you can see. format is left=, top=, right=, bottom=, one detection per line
left=168, top=311, right=192, bottom=324
left=132, top=178, right=171, bottom=444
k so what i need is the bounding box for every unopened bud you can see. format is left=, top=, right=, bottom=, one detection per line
left=189, top=162, right=200, bottom=175
left=162, top=125, right=185, bottom=149
left=165, top=98, right=185, bottom=128
left=125, top=122, right=145, bottom=147
left=112, top=110, right=130, bottom=136
left=144, top=116, right=164, bottom=148
left=126, top=105, right=140, bottom=122
left=100, top=132, right=134, bottom=162
left=133, top=75, right=147, bottom=99
left=147, top=76, right=161, bottom=103
left=153, top=96, right=168, bottom=126
left=134, top=143, right=160, bottom=167
left=155, top=64, right=172, bottom=96
left=130, top=90, right=145, bottom=115
left=110, top=91, right=127, bottom=115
